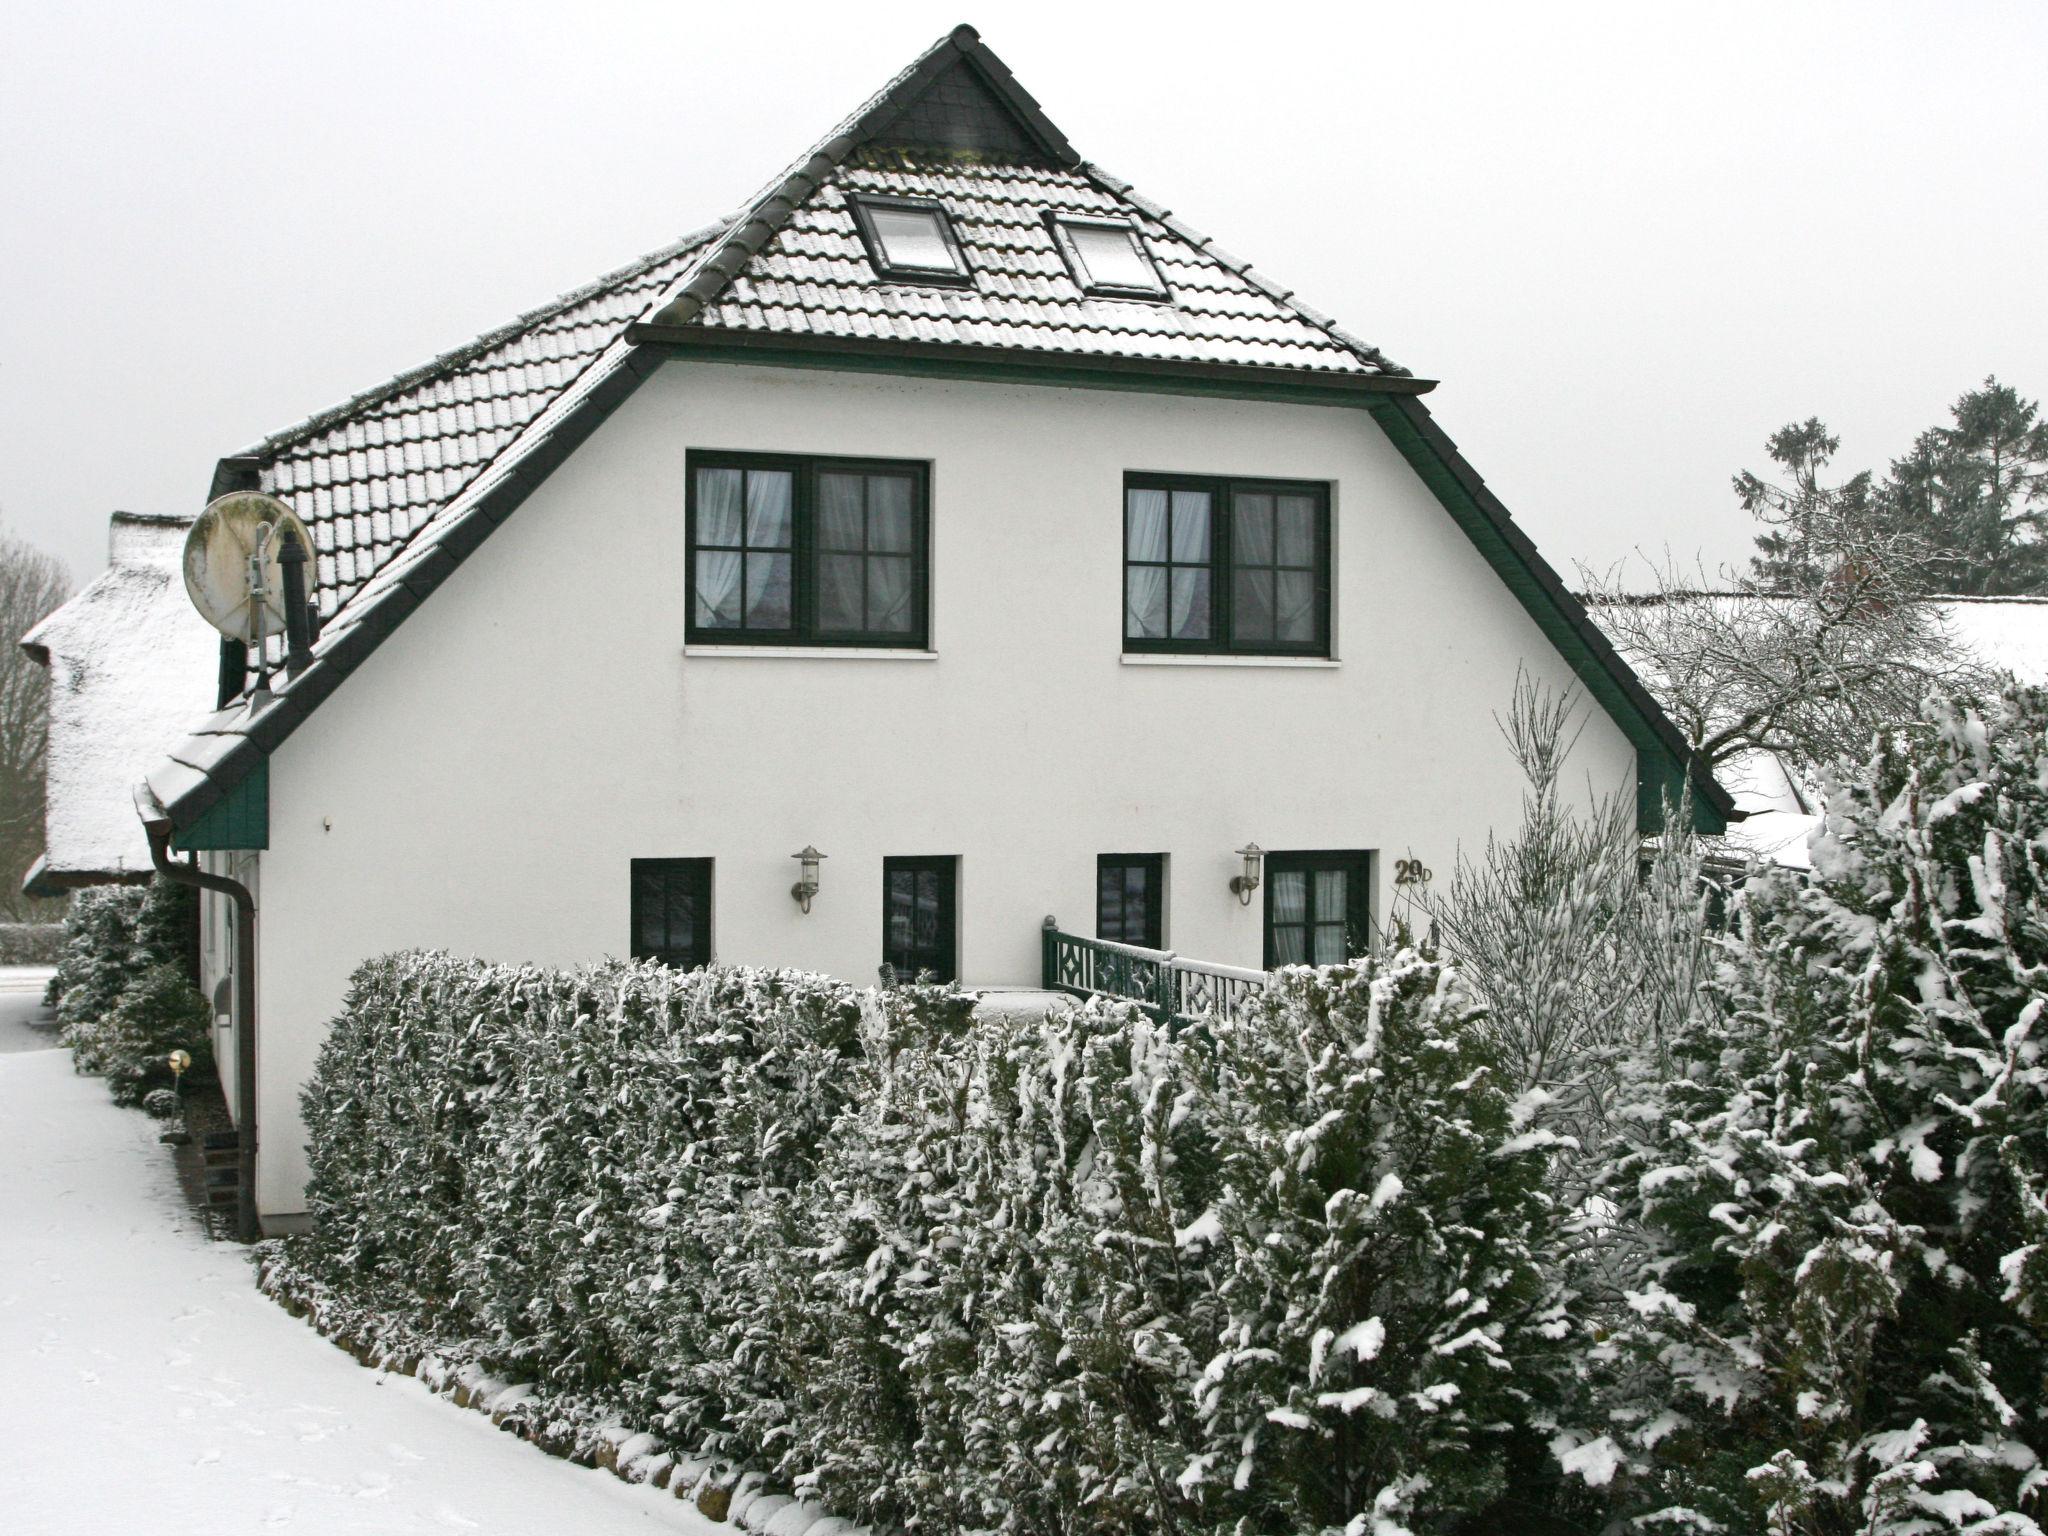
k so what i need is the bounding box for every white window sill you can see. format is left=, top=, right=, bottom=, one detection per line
left=684, top=645, right=938, bottom=661
left=1121, top=653, right=1340, bottom=669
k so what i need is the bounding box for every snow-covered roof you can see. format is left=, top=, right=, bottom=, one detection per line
left=22, top=513, right=217, bottom=888
left=1585, top=590, right=2048, bottom=870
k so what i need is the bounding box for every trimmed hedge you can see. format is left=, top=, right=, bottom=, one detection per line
left=0, top=922, right=64, bottom=965
left=294, top=950, right=1566, bottom=1534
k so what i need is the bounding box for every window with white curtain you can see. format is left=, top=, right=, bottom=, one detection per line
left=1123, top=474, right=1331, bottom=655
left=687, top=453, right=929, bottom=648
left=1263, top=851, right=1372, bottom=968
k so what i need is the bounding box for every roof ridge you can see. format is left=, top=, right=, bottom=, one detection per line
left=1077, top=162, right=1410, bottom=379
left=644, top=24, right=1075, bottom=334
left=229, top=220, right=730, bottom=467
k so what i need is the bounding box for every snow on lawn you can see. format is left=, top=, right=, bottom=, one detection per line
left=0, top=1047, right=723, bottom=1535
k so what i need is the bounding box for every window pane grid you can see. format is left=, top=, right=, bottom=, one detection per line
left=1263, top=853, right=1370, bottom=970
left=1097, top=854, right=1164, bottom=948
left=1124, top=475, right=1328, bottom=656
left=690, top=455, right=927, bottom=648
left=631, top=859, right=712, bottom=970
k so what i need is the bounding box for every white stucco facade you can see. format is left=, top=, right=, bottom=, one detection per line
left=226, top=361, right=1636, bottom=1215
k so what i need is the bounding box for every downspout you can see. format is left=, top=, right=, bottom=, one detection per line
left=137, top=787, right=259, bottom=1243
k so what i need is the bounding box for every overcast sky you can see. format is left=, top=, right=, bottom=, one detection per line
left=3, top=0, right=2042, bottom=587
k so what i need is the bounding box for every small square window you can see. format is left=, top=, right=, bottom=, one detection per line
left=1051, top=216, right=1169, bottom=300
left=850, top=196, right=972, bottom=286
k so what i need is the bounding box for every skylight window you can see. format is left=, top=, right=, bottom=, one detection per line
left=1051, top=216, right=1169, bottom=300
left=850, top=196, right=972, bottom=286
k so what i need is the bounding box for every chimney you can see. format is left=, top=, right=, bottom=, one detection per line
left=277, top=525, right=313, bottom=679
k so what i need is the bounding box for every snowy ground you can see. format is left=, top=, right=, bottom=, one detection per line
left=0, top=1045, right=722, bottom=1534
left=0, top=967, right=59, bottom=1052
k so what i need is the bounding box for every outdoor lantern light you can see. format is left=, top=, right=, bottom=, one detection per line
left=1230, top=843, right=1265, bottom=905
left=168, top=1048, right=191, bottom=1086
left=791, top=845, right=826, bottom=913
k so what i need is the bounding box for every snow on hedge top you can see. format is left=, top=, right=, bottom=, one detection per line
left=22, top=513, right=216, bottom=882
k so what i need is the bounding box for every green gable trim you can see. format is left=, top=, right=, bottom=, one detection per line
left=173, top=758, right=268, bottom=851
left=1365, top=399, right=1728, bottom=835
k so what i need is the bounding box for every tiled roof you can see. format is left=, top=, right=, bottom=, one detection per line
left=688, top=147, right=1384, bottom=373
left=227, top=229, right=727, bottom=625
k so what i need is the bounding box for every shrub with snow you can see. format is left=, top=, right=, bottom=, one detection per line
left=50, top=879, right=201, bottom=1100
left=1576, top=686, right=2048, bottom=1532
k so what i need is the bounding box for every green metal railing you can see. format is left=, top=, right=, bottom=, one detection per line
left=1040, top=923, right=1270, bottom=1023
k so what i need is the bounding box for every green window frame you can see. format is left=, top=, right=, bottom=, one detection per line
left=631, top=858, right=713, bottom=970
left=687, top=452, right=930, bottom=648
left=1123, top=473, right=1331, bottom=656
left=1263, top=850, right=1372, bottom=968
left=1097, top=853, right=1165, bottom=948
left=883, top=855, right=958, bottom=983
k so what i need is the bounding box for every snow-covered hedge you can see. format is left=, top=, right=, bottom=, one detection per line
left=294, top=949, right=1567, bottom=1533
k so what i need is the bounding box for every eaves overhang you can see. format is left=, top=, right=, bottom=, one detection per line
left=625, top=323, right=1438, bottom=401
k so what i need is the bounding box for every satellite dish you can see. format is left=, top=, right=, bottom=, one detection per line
left=182, top=492, right=314, bottom=645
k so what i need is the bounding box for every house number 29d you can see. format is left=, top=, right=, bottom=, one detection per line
left=1393, top=858, right=1433, bottom=887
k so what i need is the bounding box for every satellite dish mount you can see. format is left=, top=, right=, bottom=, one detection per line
left=182, top=492, right=316, bottom=703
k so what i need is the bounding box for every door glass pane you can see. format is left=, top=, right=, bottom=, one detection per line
left=818, top=473, right=865, bottom=550
left=1270, top=870, right=1308, bottom=925
left=869, top=476, right=915, bottom=552
left=1127, top=489, right=1169, bottom=562
left=744, top=553, right=792, bottom=628
left=1273, top=924, right=1307, bottom=965
left=820, top=552, right=864, bottom=631
left=1170, top=567, right=1211, bottom=640
left=1127, top=567, right=1167, bottom=639
left=1233, top=494, right=1274, bottom=565
left=1314, top=868, right=1347, bottom=917
left=1235, top=568, right=1274, bottom=642
left=1276, top=571, right=1316, bottom=643
left=745, top=470, right=794, bottom=548
left=1277, top=496, right=1317, bottom=566
left=1170, top=491, right=1211, bottom=561
left=697, top=468, right=743, bottom=545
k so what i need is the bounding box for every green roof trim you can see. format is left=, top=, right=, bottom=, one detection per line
left=172, top=758, right=267, bottom=851
left=1365, top=398, right=1730, bottom=834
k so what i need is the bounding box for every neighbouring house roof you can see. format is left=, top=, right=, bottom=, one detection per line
left=142, top=23, right=1734, bottom=841
left=22, top=513, right=217, bottom=891
left=1584, top=590, right=2048, bottom=867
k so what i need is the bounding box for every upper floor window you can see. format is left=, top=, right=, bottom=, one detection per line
left=850, top=195, right=973, bottom=286
left=688, top=452, right=929, bottom=648
left=1123, top=474, right=1331, bottom=656
left=1051, top=216, right=1169, bottom=300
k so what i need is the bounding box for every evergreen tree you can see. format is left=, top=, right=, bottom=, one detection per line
left=1743, top=419, right=1890, bottom=593
left=1886, top=378, right=2048, bottom=596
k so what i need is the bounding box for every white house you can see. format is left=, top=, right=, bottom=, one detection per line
left=120, top=25, right=1732, bottom=1224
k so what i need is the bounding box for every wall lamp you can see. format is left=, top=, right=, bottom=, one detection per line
left=1230, top=843, right=1265, bottom=906
left=791, top=845, right=826, bottom=914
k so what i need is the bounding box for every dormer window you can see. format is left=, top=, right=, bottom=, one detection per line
left=850, top=195, right=972, bottom=286
left=1051, top=216, right=1169, bottom=300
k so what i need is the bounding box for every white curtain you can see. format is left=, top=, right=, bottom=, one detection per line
left=867, top=555, right=913, bottom=632
left=694, top=551, right=742, bottom=627
left=746, top=470, right=793, bottom=548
